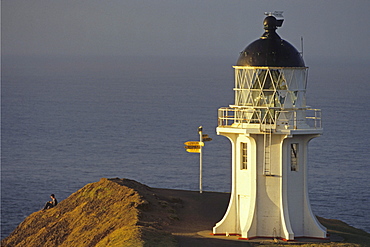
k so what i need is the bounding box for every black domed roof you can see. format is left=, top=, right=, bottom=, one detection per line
left=237, top=16, right=305, bottom=67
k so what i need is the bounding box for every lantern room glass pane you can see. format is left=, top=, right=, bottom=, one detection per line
left=234, top=67, right=308, bottom=110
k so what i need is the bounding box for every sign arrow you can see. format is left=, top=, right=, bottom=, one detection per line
left=184, top=145, right=201, bottom=149
left=184, top=141, right=204, bottom=146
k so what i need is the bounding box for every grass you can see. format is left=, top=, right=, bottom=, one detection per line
left=2, top=178, right=368, bottom=247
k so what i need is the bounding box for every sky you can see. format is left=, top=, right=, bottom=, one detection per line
left=2, top=0, right=370, bottom=62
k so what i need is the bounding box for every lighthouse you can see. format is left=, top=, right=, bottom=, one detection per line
left=212, top=13, right=327, bottom=241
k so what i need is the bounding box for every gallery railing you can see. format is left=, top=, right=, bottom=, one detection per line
left=218, top=107, right=322, bottom=130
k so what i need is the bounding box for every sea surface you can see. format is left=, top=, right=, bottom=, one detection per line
left=1, top=55, right=369, bottom=239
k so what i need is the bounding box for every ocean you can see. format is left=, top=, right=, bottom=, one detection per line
left=1, top=55, right=369, bottom=239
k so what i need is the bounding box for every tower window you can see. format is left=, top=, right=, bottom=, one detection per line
left=241, top=143, right=248, bottom=170
left=290, top=143, right=298, bottom=171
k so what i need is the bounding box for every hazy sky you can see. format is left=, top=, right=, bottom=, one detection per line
left=2, top=0, right=369, bottom=61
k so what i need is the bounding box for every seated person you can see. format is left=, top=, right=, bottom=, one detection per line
left=43, top=194, right=58, bottom=210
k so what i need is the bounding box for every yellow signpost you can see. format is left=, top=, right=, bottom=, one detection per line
left=183, top=126, right=213, bottom=193
left=184, top=126, right=212, bottom=193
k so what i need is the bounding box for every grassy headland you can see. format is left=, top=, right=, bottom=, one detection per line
left=2, top=178, right=369, bottom=246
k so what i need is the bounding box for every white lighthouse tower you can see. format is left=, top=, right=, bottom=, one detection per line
left=213, top=14, right=327, bottom=241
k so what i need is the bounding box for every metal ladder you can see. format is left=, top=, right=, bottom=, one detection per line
left=263, top=129, right=272, bottom=175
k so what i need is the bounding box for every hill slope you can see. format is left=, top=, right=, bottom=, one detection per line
left=1, top=178, right=177, bottom=247
left=2, top=178, right=370, bottom=247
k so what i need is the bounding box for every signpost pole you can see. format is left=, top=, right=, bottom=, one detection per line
left=198, top=126, right=203, bottom=193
